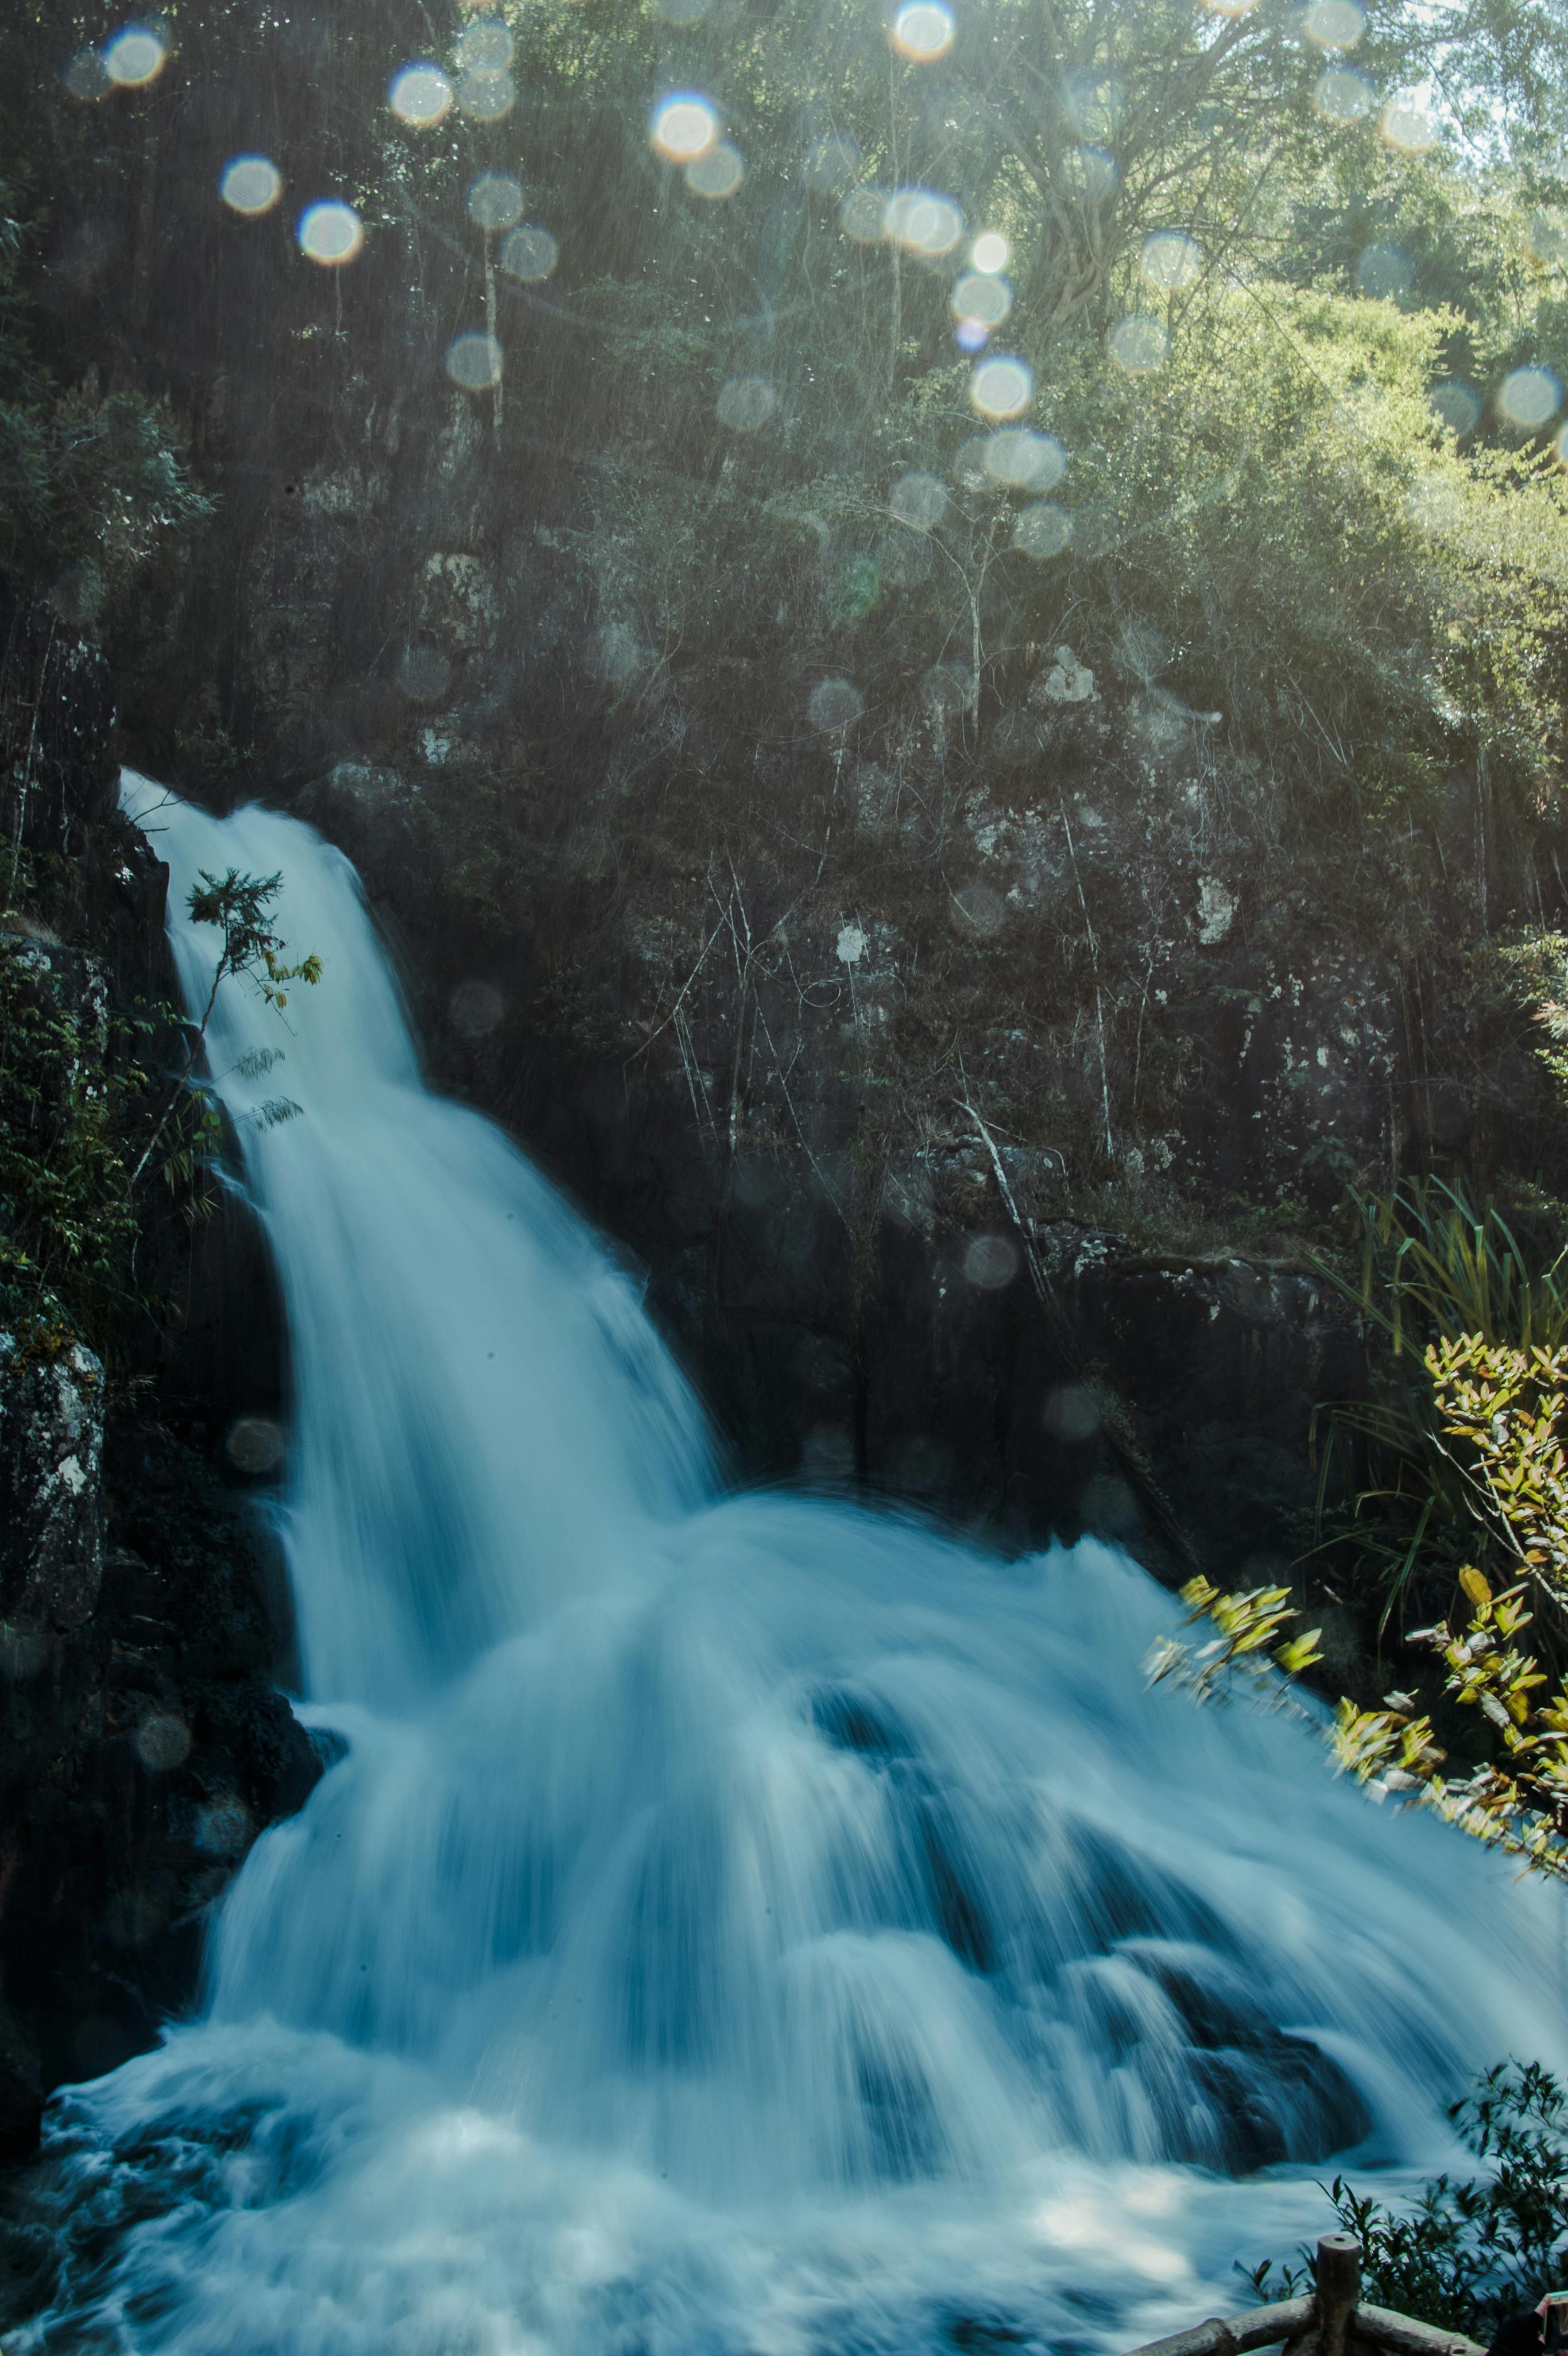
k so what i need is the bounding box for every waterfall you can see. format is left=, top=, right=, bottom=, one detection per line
left=12, top=775, right=1566, bottom=2355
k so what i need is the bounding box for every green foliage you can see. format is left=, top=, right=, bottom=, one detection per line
left=0, top=870, right=317, bottom=1353
left=0, top=935, right=144, bottom=1343
left=1327, top=1333, right=1568, bottom=1878
left=1253, top=2064, right=1568, bottom=2339
left=1145, top=1574, right=1322, bottom=1703
left=0, top=179, right=212, bottom=624
left=1308, top=1183, right=1568, bottom=1634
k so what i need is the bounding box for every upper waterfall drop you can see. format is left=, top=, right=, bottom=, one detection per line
left=124, top=771, right=713, bottom=1708
left=12, top=776, right=1565, bottom=2355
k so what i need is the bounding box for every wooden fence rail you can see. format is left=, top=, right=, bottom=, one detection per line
left=1125, top=2238, right=1485, bottom=2356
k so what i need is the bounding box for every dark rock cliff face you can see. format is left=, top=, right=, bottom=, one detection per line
left=0, top=579, right=318, bottom=2157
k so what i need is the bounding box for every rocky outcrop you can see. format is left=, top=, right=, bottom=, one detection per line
left=0, top=572, right=319, bottom=2157
left=0, top=1356, right=321, bottom=2154
left=0, top=1336, right=104, bottom=1634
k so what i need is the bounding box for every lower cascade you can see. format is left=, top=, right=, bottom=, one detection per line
left=13, top=776, right=1566, bottom=2354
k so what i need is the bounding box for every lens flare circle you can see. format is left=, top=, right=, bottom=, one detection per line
left=390, top=63, right=454, bottom=127
left=447, top=332, right=504, bottom=392
left=808, top=678, right=864, bottom=732
left=1315, top=65, right=1375, bottom=122
left=64, top=50, right=114, bottom=101
left=803, top=137, right=862, bottom=196
left=984, top=428, right=1064, bottom=491
left=1110, top=315, right=1168, bottom=371
left=1304, top=0, right=1365, bottom=48
left=455, top=18, right=515, bottom=69
left=103, top=23, right=168, bottom=86
left=891, top=0, right=955, bottom=59
left=1381, top=92, right=1439, bottom=152
left=1141, top=230, right=1202, bottom=290
left=969, top=354, right=1032, bottom=420
left=686, top=142, right=745, bottom=199
left=467, top=172, right=525, bottom=231
left=1499, top=365, right=1561, bottom=430
left=221, top=156, right=282, bottom=216
left=889, top=472, right=948, bottom=530
left=970, top=231, right=1008, bottom=274
left=1430, top=380, right=1480, bottom=436
left=839, top=187, right=889, bottom=242
left=458, top=69, right=516, bottom=122
left=1013, top=504, right=1072, bottom=558
left=717, top=376, right=778, bottom=431
left=1356, top=242, right=1412, bottom=299
left=884, top=188, right=964, bottom=258
left=951, top=270, right=1011, bottom=327
left=500, top=226, right=559, bottom=282
left=298, top=201, right=364, bottom=267
left=652, top=92, right=718, bottom=160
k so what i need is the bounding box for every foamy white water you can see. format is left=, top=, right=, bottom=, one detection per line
left=12, top=775, right=1565, bottom=2354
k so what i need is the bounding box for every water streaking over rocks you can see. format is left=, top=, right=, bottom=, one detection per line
left=10, top=774, right=1565, bottom=2355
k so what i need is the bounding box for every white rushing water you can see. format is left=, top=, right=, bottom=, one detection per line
left=14, top=775, right=1568, bottom=2354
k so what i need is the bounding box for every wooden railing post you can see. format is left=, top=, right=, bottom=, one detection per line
left=1316, top=2234, right=1364, bottom=2356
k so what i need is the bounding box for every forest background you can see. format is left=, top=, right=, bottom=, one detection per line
left=9, top=0, right=1568, bottom=2309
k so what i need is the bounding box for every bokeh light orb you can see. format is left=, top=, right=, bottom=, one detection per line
left=458, top=70, right=516, bottom=121
left=951, top=436, right=995, bottom=490
left=969, top=354, right=1032, bottom=419
left=652, top=92, right=718, bottom=160
left=500, top=225, right=559, bottom=281
left=1141, top=229, right=1202, bottom=289
left=1380, top=93, right=1439, bottom=152
left=390, top=63, right=453, bottom=126
left=220, top=156, right=282, bottom=216
left=984, top=428, right=1064, bottom=490
left=1429, top=379, right=1480, bottom=436
left=455, top=18, right=514, bottom=69
left=447, top=331, right=504, bottom=390
left=226, top=1416, right=287, bottom=1474
left=64, top=50, right=113, bottom=101
left=954, top=318, right=990, bottom=352
left=1499, top=365, right=1561, bottom=430
left=1110, top=314, right=1168, bottom=371
left=103, top=23, right=168, bottom=86
left=970, top=231, right=1008, bottom=274
left=964, top=1232, right=1019, bottom=1286
left=839, top=187, right=890, bottom=242
left=1304, top=0, right=1365, bottom=47
left=808, top=678, right=864, bottom=732
left=687, top=141, right=745, bottom=198
left=1315, top=65, right=1375, bottom=122
left=1013, top=504, right=1072, bottom=559
left=298, top=201, right=363, bottom=266
left=951, top=269, right=1011, bottom=327
left=1063, top=71, right=1123, bottom=140
left=1356, top=241, right=1412, bottom=299
left=889, top=471, right=948, bottom=530
left=717, top=375, right=778, bottom=430
left=803, top=137, right=862, bottom=195
left=884, top=188, right=964, bottom=257
left=891, top=1, right=955, bottom=60
left=467, top=172, right=525, bottom=231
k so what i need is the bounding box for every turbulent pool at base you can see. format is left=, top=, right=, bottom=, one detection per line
left=10, top=775, right=1567, bottom=2355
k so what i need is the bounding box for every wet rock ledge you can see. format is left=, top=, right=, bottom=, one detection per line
left=0, top=1330, right=320, bottom=2156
